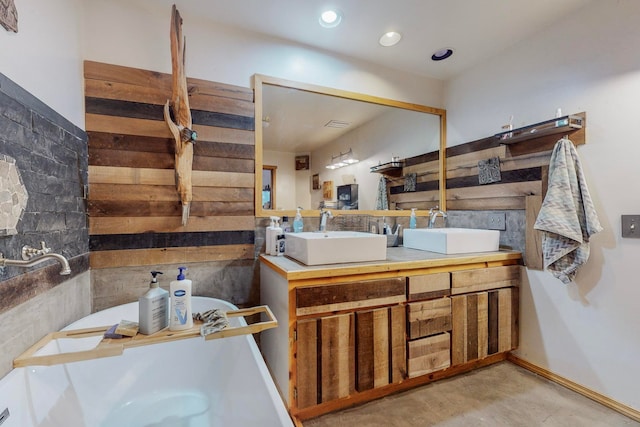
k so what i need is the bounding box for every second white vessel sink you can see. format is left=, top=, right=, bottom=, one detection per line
left=403, top=228, right=500, bottom=254
left=284, top=231, right=387, bottom=265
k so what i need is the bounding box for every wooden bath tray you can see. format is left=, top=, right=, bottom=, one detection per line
left=13, top=305, right=277, bottom=368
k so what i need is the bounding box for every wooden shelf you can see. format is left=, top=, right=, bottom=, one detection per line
left=370, top=161, right=404, bottom=177
left=495, top=114, right=583, bottom=145
left=13, top=305, right=277, bottom=368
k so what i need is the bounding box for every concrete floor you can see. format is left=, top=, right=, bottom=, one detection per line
left=303, top=362, right=639, bottom=427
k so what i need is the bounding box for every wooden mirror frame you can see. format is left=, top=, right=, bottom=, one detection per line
left=253, top=74, right=447, bottom=219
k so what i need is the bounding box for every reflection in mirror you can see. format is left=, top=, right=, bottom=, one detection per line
left=262, top=166, right=276, bottom=210
left=254, top=75, right=446, bottom=218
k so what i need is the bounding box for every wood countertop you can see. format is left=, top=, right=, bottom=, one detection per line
left=260, top=247, right=522, bottom=282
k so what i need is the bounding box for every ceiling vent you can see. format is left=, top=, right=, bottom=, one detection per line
left=324, top=120, right=350, bottom=129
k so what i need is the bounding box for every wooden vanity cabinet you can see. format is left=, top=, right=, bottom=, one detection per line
left=294, top=278, right=406, bottom=409
left=259, top=250, right=522, bottom=421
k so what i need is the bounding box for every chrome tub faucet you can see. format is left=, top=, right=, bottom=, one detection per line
left=1, top=242, right=71, bottom=275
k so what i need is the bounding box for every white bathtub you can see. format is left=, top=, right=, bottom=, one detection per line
left=0, top=297, right=293, bottom=427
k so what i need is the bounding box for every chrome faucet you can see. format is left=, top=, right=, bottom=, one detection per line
left=428, top=206, right=448, bottom=229
left=319, top=209, right=333, bottom=232
left=1, top=243, right=71, bottom=275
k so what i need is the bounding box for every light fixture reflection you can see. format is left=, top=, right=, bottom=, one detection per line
left=326, top=148, right=359, bottom=169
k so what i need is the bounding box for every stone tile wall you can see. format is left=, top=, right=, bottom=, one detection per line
left=0, top=72, right=90, bottom=378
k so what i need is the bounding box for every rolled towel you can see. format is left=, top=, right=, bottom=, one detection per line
left=194, top=309, right=229, bottom=336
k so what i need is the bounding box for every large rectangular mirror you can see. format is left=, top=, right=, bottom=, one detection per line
left=254, top=74, right=446, bottom=218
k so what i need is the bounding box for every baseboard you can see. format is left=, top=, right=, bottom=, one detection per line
left=508, top=354, right=640, bottom=423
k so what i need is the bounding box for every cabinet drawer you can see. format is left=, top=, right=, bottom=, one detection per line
left=296, top=277, right=406, bottom=316
left=407, top=333, right=451, bottom=378
left=407, top=298, right=451, bottom=339
left=451, top=265, right=520, bottom=295
left=407, top=272, right=450, bottom=301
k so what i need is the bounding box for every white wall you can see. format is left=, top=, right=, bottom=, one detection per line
left=0, top=0, right=85, bottom=127
left=445, top=0, right=640, bottom=411
left=310, top=108, right=440, bottom=210
left=263, top=150, right=301, bottom=211
left=82, top=0, right=443, bottom=108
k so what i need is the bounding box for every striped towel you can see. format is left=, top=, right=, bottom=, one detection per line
left=375, top=176, right=389, bottom=210
left=534, top=138, right=602, bottom=284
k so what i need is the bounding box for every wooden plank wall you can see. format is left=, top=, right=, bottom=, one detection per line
left=388, top=151, right=440, bottom=210
left=389, top=113, right=586, bottom=269
left=84, top=61, right=255, bottom=269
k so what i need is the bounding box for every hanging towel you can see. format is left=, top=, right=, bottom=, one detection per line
left=534, top=138, right=603, bottom=284
left=375, top=176, right=389, bottom=210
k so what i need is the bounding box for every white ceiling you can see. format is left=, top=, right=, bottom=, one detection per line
left=144, top=0, right=594, bottom=153
left=150, top=0, right=593, bottom=80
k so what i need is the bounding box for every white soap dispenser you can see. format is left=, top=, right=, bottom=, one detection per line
left=410, top=208, right=417, bottom=229
left=293, top=207, right=304, bottom=233
left=266, top=216, right=277, bottom=255
left=139, top=270, right=169, bottom=335
left=272, top=217, right=283, bottom=256
left=169, top=266, right=193, bottom=331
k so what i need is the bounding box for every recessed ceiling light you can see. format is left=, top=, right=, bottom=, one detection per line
left=379, top=31, right=402, bottom=47
left=431, top=48, right=454, bottom=61
left=319, top=9, right=342, bottom=28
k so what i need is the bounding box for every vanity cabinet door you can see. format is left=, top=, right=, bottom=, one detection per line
left=355, top=305, right=406, bottom=391
left=451, top=287, right=518, bottom=365
left=296, top=313, right=356, bottom=409
left=295, top=304, right=406, bottom=409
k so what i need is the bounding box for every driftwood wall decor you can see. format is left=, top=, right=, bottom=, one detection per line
left=164, top=5, right=197, bottom=225
left=0, top=0, right=18, bottom=32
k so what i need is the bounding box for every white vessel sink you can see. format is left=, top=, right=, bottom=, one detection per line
left=403, top=228, right=500, bottom=254
left=284, top=231, right=387, bottom=265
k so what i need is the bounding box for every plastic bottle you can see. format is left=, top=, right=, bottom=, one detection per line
left=139, top=271, right=169, bottom=335
left=281, top=216, right=292, bottom=233
left=266, top=216, right=278, bottom=255
left=410, top=208, right=417, bottom=229
left=293, top=207, right=304, bottom=233
left=169, top=267, right=193, bottom=331
left=272, top=217, right=283, bottom=256
left=555, top=108, right=568, bottom=127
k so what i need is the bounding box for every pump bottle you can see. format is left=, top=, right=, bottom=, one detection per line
left=169, top=267, right=193, bottom=331
left=266, top=216, right=277, bottom=255
left=273, top=217, right=283, bottom=256
left=293, top=207, right=304, bottom=233
left=139, top=271, right=169, bottom=335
